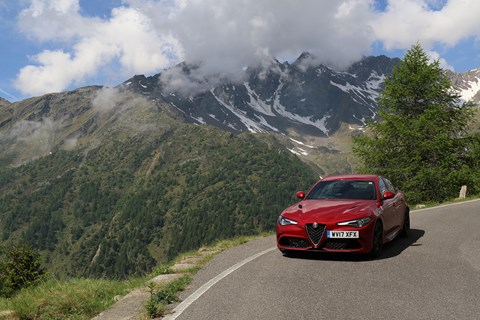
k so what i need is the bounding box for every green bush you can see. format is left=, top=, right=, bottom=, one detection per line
left=145, top=276, right=190, bottom=318
left=0, top=243, right=47, bottom=297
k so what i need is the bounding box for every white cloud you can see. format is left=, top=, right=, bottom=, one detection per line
left=164, top=0, right=375, bottom=73
left=15, top=0, right=182, bottom=96
left=18, top=0, right=97, bottom=42
left=92, top=87, right=125, bottom=113
left=428, top=50, right=454, bottom=71
left=63, top=135, right=79, bottom=150
left=0, top=118, right=56, bottom=155
left=12, top=0, right=480, bottom=97
left=371, top=0, right=480, bottom=50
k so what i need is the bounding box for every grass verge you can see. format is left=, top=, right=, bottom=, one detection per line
left=0, top=233, right=271, bottom=319
left=0, top=277, right=144, bottom=320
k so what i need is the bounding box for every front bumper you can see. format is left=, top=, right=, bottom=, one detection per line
left=276, top=220, right=375, bottom=254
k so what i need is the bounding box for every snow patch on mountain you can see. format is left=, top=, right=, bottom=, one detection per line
left=289, top=137, right=315, bottom=148
left=192, top=116, right=206, bottom=124
left=288, top=147, right=309, bottom=156
left=254, top=114, right=280, bottom=132
left=211, top=90, right=272, bottom=133
left=273, top=82, right=330, bottom=136
left=330, top=72, right=383, bottom=107
left=365, top=72, right=385, bottom=96
left=244, top=82, right=275, bottom=116
left=458, top=78, right=480, bottom=102
left=330, top=81, right=357, bottom=93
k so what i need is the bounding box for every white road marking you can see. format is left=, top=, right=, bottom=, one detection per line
left=163, top=246, right=276, bottom=320
left=412, top=198, right=480, bottom=212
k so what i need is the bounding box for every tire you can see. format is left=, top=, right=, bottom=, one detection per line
left=370, top=222, right=383, bottom=258
left=400, top=209, right=410, bottom=238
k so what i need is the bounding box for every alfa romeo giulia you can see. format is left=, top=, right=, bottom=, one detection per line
left=276, top=174, right=409, bottom=257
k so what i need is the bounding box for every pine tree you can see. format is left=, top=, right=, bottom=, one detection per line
left=0, top=243, right=47, bottom=297
left=353, top=43, right=478, bottom=203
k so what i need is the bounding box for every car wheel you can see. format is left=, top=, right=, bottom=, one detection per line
left=400, top=209, right=410, bottom=238
left=370, top=222, right=383, bottom=258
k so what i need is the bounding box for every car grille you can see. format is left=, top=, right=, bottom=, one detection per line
left=305, top=224, right=326, bottom=247
left=280, top=237, right=310, bottom=248
left=324, top=239, right=362, bottom=250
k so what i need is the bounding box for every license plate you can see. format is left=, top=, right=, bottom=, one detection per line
left=327, top=231, right=359, bottom=238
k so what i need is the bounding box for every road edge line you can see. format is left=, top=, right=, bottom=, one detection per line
left=412, top=198, right=480, bottom=212
left=163, top=246, right=276, bottom=320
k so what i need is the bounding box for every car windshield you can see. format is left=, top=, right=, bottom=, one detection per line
left=306, top=180, right=377, bottom=200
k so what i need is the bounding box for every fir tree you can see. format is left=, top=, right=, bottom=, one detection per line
left=353, top=43, right=478, bottom=203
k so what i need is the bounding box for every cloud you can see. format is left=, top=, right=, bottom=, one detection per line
left=162, top=0, right=375, bottom=71
left=63, top=135, right=79, bottom=150
left=371, top=0, right=480, bottom=50
left=15, top=0, right=182, bottom=96
left=91, top=86, right=162, bottom=132
left=12, top=0, right=480, bottom=97
left=0, top=118, right=57, bottom=158
left=427, top=50, right=454, bottom=71
left=17, top=0, right=95, bottom=42
left=92, top=87, right=126, bottom=113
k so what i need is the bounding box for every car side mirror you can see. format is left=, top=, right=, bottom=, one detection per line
left=296, top=191, right=305, bottom=199
left=382, top=191, right=395, bottom=200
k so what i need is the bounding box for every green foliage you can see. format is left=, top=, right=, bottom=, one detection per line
left=0, top=278, right=142, bottom=319
left=0, top=123, right=317, bottom=279
left=0, top=243, right=47, bottom=298
left=145, top=276, right=190, bottom=318
left=353, top=44, right=479, bottom=203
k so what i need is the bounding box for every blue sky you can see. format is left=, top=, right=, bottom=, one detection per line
left=1, top=0, right=479, bottom=102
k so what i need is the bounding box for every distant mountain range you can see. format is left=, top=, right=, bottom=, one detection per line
left=124, top=54, right=398, bottom=137
left=123, top=54, right=480, bottom=139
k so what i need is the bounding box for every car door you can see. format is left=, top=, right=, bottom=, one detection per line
left=384, top=178, right=406, bottom=229
left=378, top=177, right=397, bottom=237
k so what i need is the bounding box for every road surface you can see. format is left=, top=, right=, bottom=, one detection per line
left=165, top=199, right=480, bottom=320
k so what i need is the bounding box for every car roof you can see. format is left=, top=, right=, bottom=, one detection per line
left=321, top=174, right=380, bottom=181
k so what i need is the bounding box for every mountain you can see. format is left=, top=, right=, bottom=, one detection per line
left=0, top=87, right=318, bottom=278
left=124, top=55, right=400, bottom=137
left=448, top=68, right=480, bottom=104
left=0, top=97, right=11, bottom=108
left=120, top=54, right=480, bottom=174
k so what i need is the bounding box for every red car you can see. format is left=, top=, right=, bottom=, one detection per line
left=276, top=174, right=409, bottom=257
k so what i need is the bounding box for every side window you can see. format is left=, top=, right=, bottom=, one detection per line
left=384, top=178, right=397, bottom=193
left=378, top=178, right=388, bottom=194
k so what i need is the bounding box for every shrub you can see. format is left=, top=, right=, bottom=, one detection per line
left=0, top=243, right=47, bottom=297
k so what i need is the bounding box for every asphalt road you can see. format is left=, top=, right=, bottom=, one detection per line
left=165, top=199, right=480, bottom=320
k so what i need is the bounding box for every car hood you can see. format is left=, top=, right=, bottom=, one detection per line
left=282, top=199, right=375, bottom=223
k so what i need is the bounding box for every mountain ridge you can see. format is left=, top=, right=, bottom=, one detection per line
left=122, top=54, right=402, bottom=138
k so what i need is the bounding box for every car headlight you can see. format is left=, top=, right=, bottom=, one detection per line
left=337, top=217, right=372, bottom=228
left=278, top=216, right=298, bottom=226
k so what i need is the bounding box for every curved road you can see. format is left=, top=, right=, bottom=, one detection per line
left=165, top=200, right=480, bottom=320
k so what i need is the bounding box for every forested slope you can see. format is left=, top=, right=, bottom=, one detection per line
left=0, top=105, right=318, bottom=278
